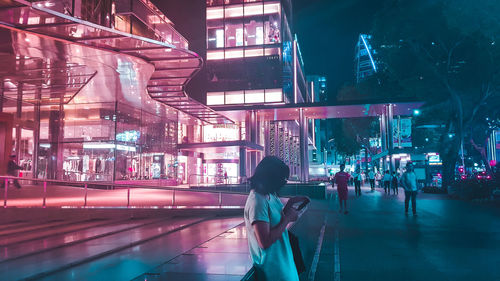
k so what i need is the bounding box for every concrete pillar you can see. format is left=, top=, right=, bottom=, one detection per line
left=299, top=108, right=309, bottom=182
left=32, top=89, right=41, bottom=179
left=15, top=83, right=22, bottom=163
left=386, top=104, right=394, bottom=173
left=380, top=113, right=387, bottom=152
left=239, top=146, right=246, bottom=182
left=245, top=110, right=259, bottom=177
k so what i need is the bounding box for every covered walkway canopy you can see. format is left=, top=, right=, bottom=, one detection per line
left=216, top=100, right=424, bottom=121
left=0, top=0, right=232, bottom=124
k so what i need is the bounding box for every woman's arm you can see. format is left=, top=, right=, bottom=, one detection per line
left=252, top=208, right=299, bottom=249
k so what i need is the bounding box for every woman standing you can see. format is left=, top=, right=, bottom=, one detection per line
left=244, top=156, right=308, bottom=281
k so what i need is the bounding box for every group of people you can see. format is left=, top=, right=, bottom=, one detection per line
left=331, top=162, right=418, bottom=216
left=349, top=168, right=400, bottom=195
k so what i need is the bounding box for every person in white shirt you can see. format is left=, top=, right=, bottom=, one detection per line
left=382, top=170, right=391, bottom=193
left=368, top=170, right=375, bottom=191
left=400, top=162, right=418, bottom=216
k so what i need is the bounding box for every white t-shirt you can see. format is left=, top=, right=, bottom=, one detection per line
left=401, top=172, right=418, bottom=191
left=368, top=171, right=375, bottom=180
left=244, top=190, right=299, bottom=281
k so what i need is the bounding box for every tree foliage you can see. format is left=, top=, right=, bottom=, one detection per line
left=354, top=0, right=500, bottom=188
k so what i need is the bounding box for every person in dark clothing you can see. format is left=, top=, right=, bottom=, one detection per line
left=2, top=155, right=22, bottom=189
left=391, top=172, right=399, bottom=195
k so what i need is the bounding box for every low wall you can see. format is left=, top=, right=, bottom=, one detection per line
left=190, top=183, right=327, bottom=199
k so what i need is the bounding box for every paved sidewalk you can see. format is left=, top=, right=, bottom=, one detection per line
left=308, top=185, right=500, bottom=281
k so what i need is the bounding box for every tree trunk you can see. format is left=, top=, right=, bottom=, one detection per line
left=440, top=133, right=461, bottom=191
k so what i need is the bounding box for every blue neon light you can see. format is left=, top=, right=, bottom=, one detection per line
left=360, top=34, right=377, bottom=73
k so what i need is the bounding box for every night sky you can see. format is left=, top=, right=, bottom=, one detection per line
left=292, top=0, right=383, bottom=100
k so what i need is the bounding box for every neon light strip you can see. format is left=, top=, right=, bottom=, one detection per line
left=310, top=81, right=315, bottom=102
left=293, top=39, right=298, bottom=103
left=360, top=35, right=377, bottom=72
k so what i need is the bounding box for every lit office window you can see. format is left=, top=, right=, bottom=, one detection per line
left=265, top=89, right=283, bottom=102
left=207, top=0, right=224, bottom=6
left=225, top=18, right=244, bottom=47
left=264, top=47, right=280, bottom=56
left=264, top=14, right=280, bottom=44
left=208, top=19, right=224, bottom=49
left=207, top=7, right=224, bottom=19
left=225, top=4, right=243, bottom=18
left=225, top=48, right=244, bottom=59
left=225, top=90, right=245, bottom=104
left=244, top=47, right=264, bottom=57
left=225, top=0, right=244, bottom=4
left=245, top=90, right=265, bottom=103
left=207, top=50, right=225, bottom=60
left=245, top=19, right=263, bottom=46
left=263, top=2, right=280, bottom=14
left=207, top=92, right=225, bottom=105
left=244, top=2, right=263, bottom=17
left=216, top=29, right=224, bottom=47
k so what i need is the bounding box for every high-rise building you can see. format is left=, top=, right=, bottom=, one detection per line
left=306, top=76, right=329, bottom=176
left=160, top=0, right=312, bottom=183
left=355, top=34, right=377, bottom=83
left=205, top=0, right=308, bottom=106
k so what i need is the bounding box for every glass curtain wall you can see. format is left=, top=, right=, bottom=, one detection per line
left=1, top=100, right=178, bottom=182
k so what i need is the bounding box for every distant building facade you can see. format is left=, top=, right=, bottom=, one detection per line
left=355, top=34, right=377, bottom=83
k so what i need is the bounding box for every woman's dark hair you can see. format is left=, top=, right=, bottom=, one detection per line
left=249, top=156, right=290, bottom=195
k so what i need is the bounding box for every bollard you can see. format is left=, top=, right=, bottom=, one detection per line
left=218, top=192, right=222, bottom=208
left=127, top=187, right=130, bottom=208
left=43, top=181, right=47, bottom=208
left=84, top=183, right=88, bottom=207
left=3, top=178, right=8, bottom=208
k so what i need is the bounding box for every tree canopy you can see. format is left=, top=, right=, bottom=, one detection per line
left=337, top=0, right=500, bottom=187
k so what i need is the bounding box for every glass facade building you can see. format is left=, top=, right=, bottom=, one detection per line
left=0, top=0, right=221, bottom=184
left=205, top=0, right=306, bottom=106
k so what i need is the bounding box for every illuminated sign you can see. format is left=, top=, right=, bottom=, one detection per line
left=428, top=153, right=442, bottom=165
left=116, top=130, right=140, bottom=142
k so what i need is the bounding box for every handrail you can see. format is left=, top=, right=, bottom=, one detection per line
left=187, top=174, right=245, bottom=186
left=0, top=176, right=250, bottom=209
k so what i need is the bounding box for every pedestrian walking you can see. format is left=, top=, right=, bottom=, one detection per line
left=383, top=170, right=391, bottom=193
left=244, top=156, right=308, bottom=281
left=391, top=171, right=399, bottom=195
left=400, top=162, right=418, bottom=216
left=376, top=171, right=382, bottom=188
left=368, top=169, right=375, bottom=191
left=353, top=168, right=362, bottom=196
left=1, top=155, right=22, bottom=189
left=333, top=164, right=351, bottom=214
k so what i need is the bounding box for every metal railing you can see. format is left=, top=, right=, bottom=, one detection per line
left=188, top=174, right=246, bottom=185
left=0, top=176, right=249, bottom=209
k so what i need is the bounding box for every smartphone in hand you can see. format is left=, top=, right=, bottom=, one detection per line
left=296, top=198, right=310, bottom=210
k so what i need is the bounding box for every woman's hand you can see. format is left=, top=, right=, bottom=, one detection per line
left=283, top=196, right=310, bottom=212
left=283, top=206, right=300, bottom=222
